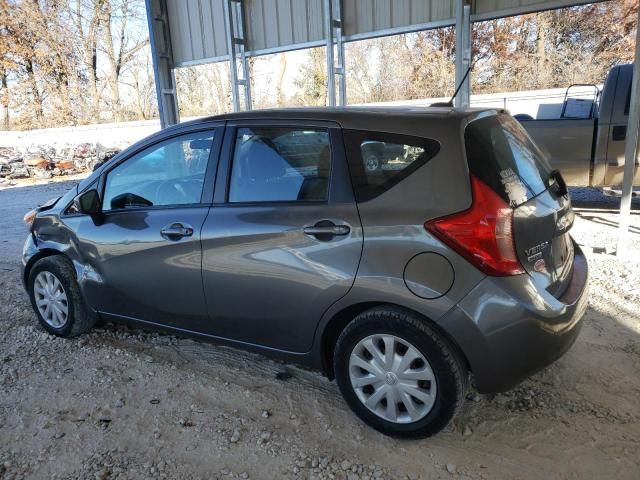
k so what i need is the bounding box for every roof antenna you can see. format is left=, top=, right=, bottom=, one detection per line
left=430, top=64, right=473, bottom=107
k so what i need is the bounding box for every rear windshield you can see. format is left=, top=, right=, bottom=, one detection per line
left=465, top=113, right=552, bottom=207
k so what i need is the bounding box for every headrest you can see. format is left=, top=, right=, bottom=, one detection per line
left=244, top=140, right=285, bottom=180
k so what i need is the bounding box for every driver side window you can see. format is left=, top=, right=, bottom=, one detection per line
left=103, top=131, right=214, bottom=211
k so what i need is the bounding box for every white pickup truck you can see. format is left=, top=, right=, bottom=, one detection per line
left=519, top=63, right=637, bottom=188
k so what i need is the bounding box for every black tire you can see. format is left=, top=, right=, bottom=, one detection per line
left=28, top=255, right=96, bottom=337
left=334, top=307, right=467, bottom=438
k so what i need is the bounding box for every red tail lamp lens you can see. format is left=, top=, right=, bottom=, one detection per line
left=425, top=175, right=524, bottom=276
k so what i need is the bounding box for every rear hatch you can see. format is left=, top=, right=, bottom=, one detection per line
left=464, top=113, right=575, bottom=295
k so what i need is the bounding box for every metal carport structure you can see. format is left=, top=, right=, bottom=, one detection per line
left=144, top=0, right=638, bottom=254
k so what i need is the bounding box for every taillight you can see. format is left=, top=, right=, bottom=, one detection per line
left=425, top=175, right=524, bottom=276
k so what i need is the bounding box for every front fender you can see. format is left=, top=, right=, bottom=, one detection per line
left=21, top=233, right=75, bottom=290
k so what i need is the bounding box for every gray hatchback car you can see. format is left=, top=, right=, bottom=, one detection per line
left=22, top=107, right=588, bottom=438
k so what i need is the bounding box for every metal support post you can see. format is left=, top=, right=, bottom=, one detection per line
left=454, top=0, right=471, bottom=109
left=616, top=8, right=640, bottom=256
left=145, top=0, right=179, bottom=128
left=224, top=0, right=252, bottom=112
left=325, top=0, right=346, bottom=106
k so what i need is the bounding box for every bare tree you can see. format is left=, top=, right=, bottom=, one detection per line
left=100, top=0, right=148, bottom=121
left=71, top=0, right=107, bottom=122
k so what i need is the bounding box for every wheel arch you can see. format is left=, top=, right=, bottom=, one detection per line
left=320, top=302, right=471, bottom=380
left=23, top=248, right=68, bottom=289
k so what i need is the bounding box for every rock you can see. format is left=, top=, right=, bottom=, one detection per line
left=341, top=460, right=352, bottom=471
left=230, top=429, right=241, bottom=443
left=463, top=425, right=473, bottom=436
left=446, top=463, right=456, bottom=474
left=261, top=410, right=270, bottom=418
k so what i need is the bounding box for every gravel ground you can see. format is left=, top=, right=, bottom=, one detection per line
left=1, top=180, right=639, bottom=480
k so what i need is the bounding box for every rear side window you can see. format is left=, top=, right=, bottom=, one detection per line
left=465, top=114, right=552, bottom=207
left=344, top=130, right=440, bottom=202
left=229, top=127, right=330, bottom=203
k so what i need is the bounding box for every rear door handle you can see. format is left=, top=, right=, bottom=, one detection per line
left=160, top=223, right=194, bottom=239
left=303, top=225, right=350, bottom=236
left=303, top=221, right=351, bottom=241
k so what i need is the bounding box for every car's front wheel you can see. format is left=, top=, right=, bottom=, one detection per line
left=28, top=256, right=96, bottom=337
left=334, top=307, right=467, bottom=438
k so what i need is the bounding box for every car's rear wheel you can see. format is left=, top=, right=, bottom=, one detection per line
left=28, top=256, right=96, bottom=337
left=334, top=307, right=467, bottom=438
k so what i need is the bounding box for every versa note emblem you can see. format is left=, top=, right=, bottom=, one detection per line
left=525, top=241, right=549, bottom=262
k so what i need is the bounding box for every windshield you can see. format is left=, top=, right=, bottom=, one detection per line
left=465, top=113, right=552, bottom=207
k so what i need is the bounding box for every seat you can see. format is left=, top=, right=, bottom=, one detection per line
left=297, top=145, right=330, bottom=201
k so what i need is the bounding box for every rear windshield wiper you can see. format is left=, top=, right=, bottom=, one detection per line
left=547, top=170, right=568, bottom=197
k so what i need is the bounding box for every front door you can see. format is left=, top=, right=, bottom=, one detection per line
left=200, top=123, right=363, bottom=353
left=75, top=126, right=222, bottom=331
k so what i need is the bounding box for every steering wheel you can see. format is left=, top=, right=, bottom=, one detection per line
left=153, top=178, right=203, bottom=205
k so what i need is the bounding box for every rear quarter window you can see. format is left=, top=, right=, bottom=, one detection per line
left=465, top=113, right=552, bottom=207
left=344, top=130, right=440, bottom=202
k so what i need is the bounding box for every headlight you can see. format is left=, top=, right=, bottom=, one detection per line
left=23, top=209, right=36, bottom=228
left=24, top=196, right=60, bottom=229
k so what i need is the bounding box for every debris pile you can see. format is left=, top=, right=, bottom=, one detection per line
left=0, top=143, right=122, bottom=179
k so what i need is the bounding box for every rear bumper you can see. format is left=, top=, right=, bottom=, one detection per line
left=443, top=241, right=588, bottom=393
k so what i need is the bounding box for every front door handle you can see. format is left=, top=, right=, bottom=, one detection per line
left=303, top=221, right=350, bottom=241
left=160, top=223, right=194, bottom=240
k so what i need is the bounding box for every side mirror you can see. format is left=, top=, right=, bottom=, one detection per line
left=73, top=189, right=101, bottom=215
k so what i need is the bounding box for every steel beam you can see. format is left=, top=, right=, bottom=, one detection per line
left=145, top=0, right=179, bottom=128
left=335, top=1, right=346, bottom=106
left=616, top=7, right=640, bottom=256
left=324, top=0, right=336, bottom=107
left=325, top=0, right=347, bottom=107
left=454, top=0, right=471, bottom=109
left=224, top=0, right=252, bottom=112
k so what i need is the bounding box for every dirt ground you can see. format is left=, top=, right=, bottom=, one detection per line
left=1, top=178, right=639, bottom=480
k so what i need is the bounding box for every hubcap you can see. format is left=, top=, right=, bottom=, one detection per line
left=33, top=271, right=69, bottom=328
left=349, top=334, right=437, bottom=424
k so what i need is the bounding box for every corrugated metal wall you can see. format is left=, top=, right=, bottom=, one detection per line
left=166, top=0, right=229, bottom=64
left=245, top=0, right=327, bottom=53
left=473, top=0, right=593, bottom=19
left=165, top=0, right=601, bottom=67
left=342, top=0, right=455, bottom=39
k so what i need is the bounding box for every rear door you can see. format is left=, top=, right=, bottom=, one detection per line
left=465, top=113, right=575, bottom=294
left=200, top=120, right=363, bottom=353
